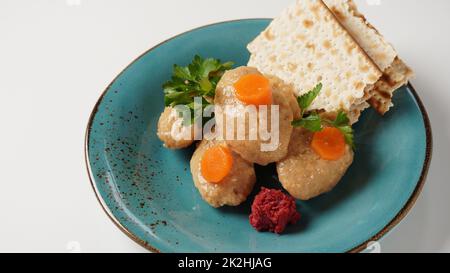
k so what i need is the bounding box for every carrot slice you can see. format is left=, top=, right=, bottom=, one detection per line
left=201, top=145, right=234, bottom=183
left=311, top=127, right=346, bottom=161
left=233, top=74, right=272, bottom=106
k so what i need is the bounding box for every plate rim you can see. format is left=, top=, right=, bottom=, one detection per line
left=84, top=19, right=433, bottom=253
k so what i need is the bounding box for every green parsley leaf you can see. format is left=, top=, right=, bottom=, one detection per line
left=297, top=83, right=322, bottom=116
left=292, top=84, right=355, bottom=149
left=200, top=58, right=224, bottom=78
left=331, top=110, right=350, bottom=127
left=199, top=77, right=213, bottom=93
left=321, top=111, right=355, bottom=149
left=291, top=83, right=323, bottom=131
left=173, top=65, right=194, bottom=81
left=163, top=55, right=234, bottom=124
left=291, top=112, right=322, bottom=132
left=326, top=110, right=355, bottom=148
left=336, top=125, right=355, bottom=150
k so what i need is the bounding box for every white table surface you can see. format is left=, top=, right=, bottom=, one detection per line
left=1, top=0, right=449, bottom=253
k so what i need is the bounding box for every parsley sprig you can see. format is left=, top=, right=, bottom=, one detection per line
left=163, top=55, right=234, bottom=108
left=291, top=83, right=355, bottom=149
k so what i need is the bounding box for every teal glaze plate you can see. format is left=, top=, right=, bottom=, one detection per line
left=85, top=19, right=432, bottom=253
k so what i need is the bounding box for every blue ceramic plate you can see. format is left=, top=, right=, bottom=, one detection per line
left=85, top=19, right=432, bottom=253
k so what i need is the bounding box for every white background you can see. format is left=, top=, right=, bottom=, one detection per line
left=0, top=0, right=449, bottom=253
